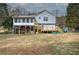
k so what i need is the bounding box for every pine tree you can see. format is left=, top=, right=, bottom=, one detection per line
left=66, top=3, right=79, bottom=30
left=0, top=3, right=9, bottom=26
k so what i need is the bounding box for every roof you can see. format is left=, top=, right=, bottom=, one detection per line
left=12, top=9, right=56, bottom=18
left=12, top=15, right=35, bottom=18
left=36, top=9, right=55, bottom=16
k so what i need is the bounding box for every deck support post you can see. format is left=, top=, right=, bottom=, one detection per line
left=30, top=26, right=31, bottom=33
left=25, top=26, right=26, bottom=34
left=19, top=26, right=20, bottom=34
left=15, top=26, right=16, bottom=34
left=12, top=25, right=14, bottom=34
left=33, top=26, right=35, bottom=33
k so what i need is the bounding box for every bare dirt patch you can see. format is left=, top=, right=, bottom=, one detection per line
left=0, top=33, right=79, bottom=55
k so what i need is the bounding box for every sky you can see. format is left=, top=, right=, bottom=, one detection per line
left=8, top=3, right=68, bottom=16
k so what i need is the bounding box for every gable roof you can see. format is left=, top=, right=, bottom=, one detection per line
left=36, top=9, right=55, bottom=16
left=12, top=9, right=56, bottom=18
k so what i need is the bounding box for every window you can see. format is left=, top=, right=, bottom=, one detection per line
left=18, top=19, right=20, bottom=23
left=15, top=18, right=17, bottom=23
left=43, top=17, right=48, bottom=21
left=31, top=19, right=33, bottom=23
left=22, top=18, right=25, bottom=23
left=27, top=18, right=29, bottom=23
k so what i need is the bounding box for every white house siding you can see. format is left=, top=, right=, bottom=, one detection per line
left=42, top=25, right=55, bottom=31
left=35, top=10, right=56, bottom=31
left=13, top=17, right=35, bottom=34
left=13, top=18, right=35, bottom=26
left=35, top=11, right=56, bottom=24
left=12, top=10, right=56, bottom=33
left=13, top=23, right=34, bottom=26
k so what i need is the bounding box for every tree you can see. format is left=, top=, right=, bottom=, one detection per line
left=66, top=3, right=79, bottom=30
left=0, top=3, right=9, bottom=26
left=2, top=16, right=13, bottom=31
left=8, top=6, right=27, bottom=16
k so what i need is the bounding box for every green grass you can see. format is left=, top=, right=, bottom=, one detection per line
left=48, top=42, right=79, bottom=55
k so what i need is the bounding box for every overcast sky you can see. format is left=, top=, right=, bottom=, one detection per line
left=8, top=3, right=68, bottom=16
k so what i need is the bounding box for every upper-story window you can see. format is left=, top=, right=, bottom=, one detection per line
left=18, top=19, right=20, bottom=23
left=43, top=17, right=48, bottom=21
left=22, top=18, right=25, bottom=23
left=31, top=19, right=33, bottom=23
left=27, top=18, right=29, bottom=23
left=15, top=18, right=18, bottom=23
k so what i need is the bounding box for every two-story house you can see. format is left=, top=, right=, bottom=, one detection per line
left=12, top=10, right=56, bottom=34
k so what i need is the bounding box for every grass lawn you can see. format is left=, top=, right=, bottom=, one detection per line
left=0, top=33, right=79, bottom=55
